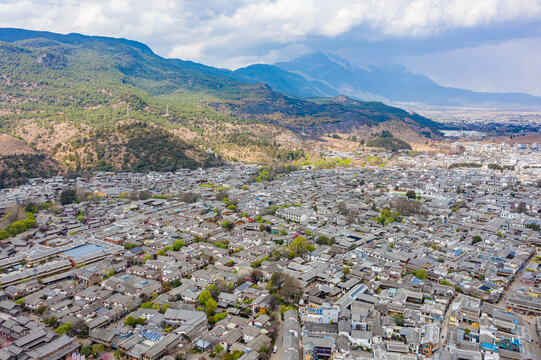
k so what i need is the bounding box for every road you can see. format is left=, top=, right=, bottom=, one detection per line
left=439, top=296, right=456, bottom=350
left=270, top=321, right=283, bottom=360
left=521, top=316, right=541, bottom=360
left=492, top=252, right=541, bottom=360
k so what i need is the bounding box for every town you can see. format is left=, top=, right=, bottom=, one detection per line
left=0, top=141, right=539, bottom=360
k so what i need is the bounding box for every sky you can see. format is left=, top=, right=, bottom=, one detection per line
left=1, top=0, right=541, bottom=95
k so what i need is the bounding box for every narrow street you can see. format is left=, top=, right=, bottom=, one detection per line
left=492, top=252, right=541, bottom=360
left=520, top=315, right=541, bottom=360
left=439, top=296, right=456, bottom=350
left=270, top=321, right=283, bottom=360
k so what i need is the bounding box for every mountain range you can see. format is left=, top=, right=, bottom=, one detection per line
left=228, top=52, right=541, bottom=108
left=0, top=27, right=500, bottom=187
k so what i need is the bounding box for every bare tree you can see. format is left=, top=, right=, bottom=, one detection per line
left=281, top=275, right=302, bottom=303
left=337, top=201, right=350, bottom=216
left=392, top=198, right=422, bottom=216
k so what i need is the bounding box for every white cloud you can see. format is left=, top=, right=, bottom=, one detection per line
left=0, top=0, right=540, bottom=93
left=0, top=0, right=539, bottom=60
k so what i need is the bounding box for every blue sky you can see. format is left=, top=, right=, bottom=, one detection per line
left=1, top=0, right=540, bottom=95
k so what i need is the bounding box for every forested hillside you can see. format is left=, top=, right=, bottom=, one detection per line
left=0, top=28, right=441, bottom=187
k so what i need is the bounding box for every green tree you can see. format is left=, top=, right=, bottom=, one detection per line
left=392, top=314, right=405, bottom=326
left=414, top=269, right=428, bottom=280
left=198, top=289, right=211, bottom=304
left=316, top=235, right=334, bottom=245
left=114, top=349, right=125, bottom=360
left=172, top=240, right=186, bottom=251
left=80, top=345, right=93, bottom=356
left=289, top=236, right=314, bottom=257
left=205, top=298, right=217, bottom=316
left=406, top=190, right=416, bottom=199
left=47, top=316, right=57, bottom=327
left=92, top=344, right=105, bottom=357
left=55, top=323, right=72, bottom=335
left=472, top=236, right=483, bottom=245
left=60, top=189, right=77, bottom=205
left=124, top=316, right=136, bottom=326
left=78, top=324, right=89, bottom=339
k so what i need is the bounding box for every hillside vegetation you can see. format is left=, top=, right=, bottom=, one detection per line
left=366, top=137, right=412, bottom=152
left=0, top=28, right=440, bottom=186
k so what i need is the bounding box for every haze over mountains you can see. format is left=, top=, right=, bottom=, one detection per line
left=230, top=52, right=541, bottom=108
left=170, top=51, right=541, bottom=108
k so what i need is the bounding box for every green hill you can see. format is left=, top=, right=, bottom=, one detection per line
left=0, top=28, right=441, bottom=186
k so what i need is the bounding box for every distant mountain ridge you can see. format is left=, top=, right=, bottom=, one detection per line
left=228, top=52, right=541, bottom=108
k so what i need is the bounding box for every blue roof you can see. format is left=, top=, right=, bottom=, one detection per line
left=481, top=343, right=499, bottom=352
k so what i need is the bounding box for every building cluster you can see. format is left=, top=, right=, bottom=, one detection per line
left=0, top=145, right=539, bottom=360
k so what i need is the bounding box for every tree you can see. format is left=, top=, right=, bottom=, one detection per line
left=198, top=289, right=211, bottom=305
left=392, top=198, right=421, bottom=216
left=342, top=266, right=350, bottom=275
left=114, top=349, right=125, bottom=360
left=205, top=298, right=217, bottom=316
left=160, top=304, right=170, bottom=313
left=375, top=208, right=402, bottom=226
left=517, top=202, right=527, bottom=214
left=55, top=323, right=72, bottom=335
left=251, top=269, right=264, bottom=283
left=316, top=235, right=334, bottom=246
left=78, top=324, right=89, bottom=339
left=47, top=316, right=57, bottom=327
left=216, top=189, right=229, bottom=202
left=337, top=201, right=349, bottom=216
left=60, top=189, right=77, bottom=205
left=281, top=275, right=302, bottom=303
left=135, top=318, right=146, bottom=326
left=414, top=269, right=428, bottom=280
left=179, top=192, right=199, bottom=203
left=124, top=316, right=136, bottom=326
left=172, top=240, right=186, bottom=251
left=92, top=344, right=105, bottom=357
left=80, top=345, right=93, bottom=356
left=406, top=190, right=416, bottom=199
left=289, top=236, right=314, bottom=257
left=138, top=190, right=151, bottom=200
left=392, top=314, right=405, bottom=326
left=472, top=236, right=482, bottom=245
left=525, top=223, right=540, bottom=231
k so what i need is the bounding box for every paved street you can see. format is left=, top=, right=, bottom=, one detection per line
left=270, top=321, right=283, bottom=360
